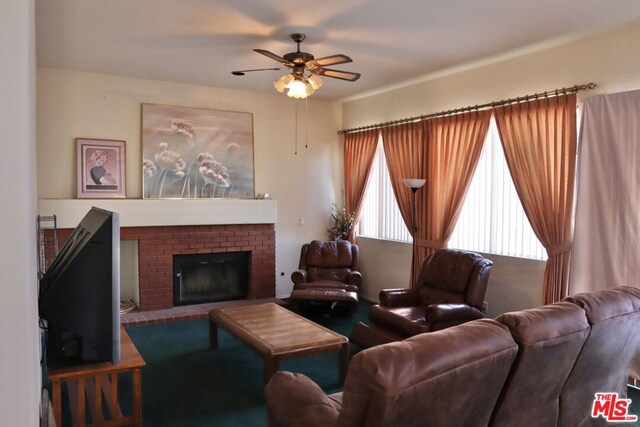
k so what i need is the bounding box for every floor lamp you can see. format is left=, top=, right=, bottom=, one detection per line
left=403, top=178, right=426, bottom=280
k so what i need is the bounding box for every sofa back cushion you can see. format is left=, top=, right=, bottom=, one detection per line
left=491, top=302, right=590, bottom=426
left=416, top=249, right=492, bottom=309
left=559, top=286, right=640, bottom=427
left=302, top=240, right=358, bottom=283
left=336, top=319, right=517, bottom=427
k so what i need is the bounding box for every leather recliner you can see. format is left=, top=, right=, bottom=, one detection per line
left=352, top=249, right=492, bottom=347
left=291, top=240, right=362, bottom=292
left=289, top=240, right=362, bottom=313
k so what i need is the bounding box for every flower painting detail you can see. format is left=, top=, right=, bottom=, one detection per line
left=142, top=104, right=254, bottom=199
left=77, top=138, right=126, bottom=198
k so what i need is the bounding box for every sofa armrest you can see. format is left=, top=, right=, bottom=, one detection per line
left=425, top=303, right=484, bottom=325
left=379, top=288, right=418, bottom=307
left=291, top=270, right=308, bottom=285
left=265, top=371, right=340, bottom=427
left=347, top=271, right=363, bottom=287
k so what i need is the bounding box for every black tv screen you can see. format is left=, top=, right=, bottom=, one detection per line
left=39, top=207, right=121, bottom=367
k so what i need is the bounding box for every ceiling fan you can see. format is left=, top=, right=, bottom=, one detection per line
left=231, top=33, right=361, bottom=98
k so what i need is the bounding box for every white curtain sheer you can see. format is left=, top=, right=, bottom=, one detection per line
left=569, top=89, right=640, bottom=379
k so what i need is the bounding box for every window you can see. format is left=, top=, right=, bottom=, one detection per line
left=358, top=118, right=547, bottom=260
left=448, top=118, right=547, bottom=260
left=358, top=137, right=412, bottom=242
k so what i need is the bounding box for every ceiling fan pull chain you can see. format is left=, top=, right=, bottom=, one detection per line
left=305, top=97, right=309, bottom=149
left=294, top=100, right=298, bottom=155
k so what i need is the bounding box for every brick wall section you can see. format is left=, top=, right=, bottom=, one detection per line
left=52, top=224, right=276, bottom=311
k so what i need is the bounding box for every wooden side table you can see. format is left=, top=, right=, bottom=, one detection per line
left=47, top=327, right=146, bottom=427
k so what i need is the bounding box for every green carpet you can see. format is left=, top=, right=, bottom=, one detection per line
left=124, top=301, right=370, bottom=427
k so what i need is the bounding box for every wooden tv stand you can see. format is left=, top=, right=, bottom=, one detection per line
left=47, top=327, right=145, bottom=427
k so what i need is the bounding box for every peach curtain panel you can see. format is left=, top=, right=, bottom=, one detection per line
left=382, top=112, right=490, bottom=286
left=344, top=129, right=379, bottom=240
left=493, top=93, right=577, bottom=304
left=381, top=122, right=425, bottom=285
left=415, top=111, right=491, bottom=279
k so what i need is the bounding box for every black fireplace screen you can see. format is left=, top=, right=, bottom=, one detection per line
left=173, top=251, right=249, bottom=306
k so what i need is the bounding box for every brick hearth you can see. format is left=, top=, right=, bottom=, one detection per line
left=56, top=223, right=276, bottom=311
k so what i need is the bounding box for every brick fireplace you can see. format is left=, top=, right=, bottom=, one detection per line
left=41, top=198, right=279, bottom=314
left=56, top=223, right=275, bottom=311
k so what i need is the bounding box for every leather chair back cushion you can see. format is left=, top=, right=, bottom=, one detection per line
left=416, top=250, right=485, bottom=307
left=559, top=287, right=640, bottom=427
left=336, top=319, right=518, bottom=427
left=305, top=240, right=354, bottom=268
left=491, top=302, right=590, bottom=427
left=302, top=240, right=356, bottom=283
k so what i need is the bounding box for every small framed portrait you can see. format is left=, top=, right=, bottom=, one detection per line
left=76, top=138, right=126, bottom=198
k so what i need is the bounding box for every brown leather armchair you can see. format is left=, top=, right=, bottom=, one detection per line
left=289, top=240, right=362, bottom=313
left=352, top=249, right=492, bottom=347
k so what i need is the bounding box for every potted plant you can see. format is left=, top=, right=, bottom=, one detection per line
left=327, top=205, right=355, bottom=241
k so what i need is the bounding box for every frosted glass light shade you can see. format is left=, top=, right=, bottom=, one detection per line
left=403, top=178, right=426, bottom=189
left=308, top=74, right=323, bottom=90
left=274, top=74, right=294, bottom=92
left=287, top=79, right=308, bottom=98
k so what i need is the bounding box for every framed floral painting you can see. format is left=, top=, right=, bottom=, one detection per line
left=76, top=138, right=126, bottom=198
left=141, top=104, right=254, bottom=199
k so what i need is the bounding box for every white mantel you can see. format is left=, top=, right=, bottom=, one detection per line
left=38, top=199, right=277, bottom=228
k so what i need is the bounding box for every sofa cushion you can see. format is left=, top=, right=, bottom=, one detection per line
left=491, top=302, right=590, bottom=426
left=559, top=286, right=640, bottom=427
left=336, top=319, right=518, bottom=427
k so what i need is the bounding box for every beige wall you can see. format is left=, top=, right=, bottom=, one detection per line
left=0, top=0, right=41, bottom=425
left=36, top=68, right=343, bottom=297
left=356, top=237, right=411, bottom=301
left=345, top=23, right=640, bottom=313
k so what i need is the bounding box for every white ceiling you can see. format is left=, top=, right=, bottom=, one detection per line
left=36, top=0, right=640, bottom=101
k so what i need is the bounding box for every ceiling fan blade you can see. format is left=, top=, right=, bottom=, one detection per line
left=231, top=67, right=286, bottom=76
left=306, top=54, right=352, bottom=69
left=253, top=49, right=293, bottom=65
left=312, top=68, right=361, bottom=82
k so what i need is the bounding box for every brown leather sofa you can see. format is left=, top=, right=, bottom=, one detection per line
left=289, top=240, right=362, bottom=313
left=264, top=286, right=640, bottom=427
left=352, top=249, right=492, bottom=347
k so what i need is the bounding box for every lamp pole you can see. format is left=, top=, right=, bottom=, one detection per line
left=403, top=179, right=426, bottom=278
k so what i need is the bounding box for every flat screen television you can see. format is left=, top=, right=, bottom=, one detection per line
left=39, top=207, right=121, bottom=367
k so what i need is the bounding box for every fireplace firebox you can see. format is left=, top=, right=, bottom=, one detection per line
left=173, top=251, right=249, bottom=306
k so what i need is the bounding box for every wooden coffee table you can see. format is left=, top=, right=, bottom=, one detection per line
left=209, top=302, right=349, bottom=385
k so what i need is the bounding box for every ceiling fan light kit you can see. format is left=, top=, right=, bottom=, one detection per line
left=274, top=74, right=323, bottom=99
left=232, top=33, right=360, bottom=99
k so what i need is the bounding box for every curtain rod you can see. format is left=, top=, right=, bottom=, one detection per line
left=337, top=82, right=597, bottom=135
